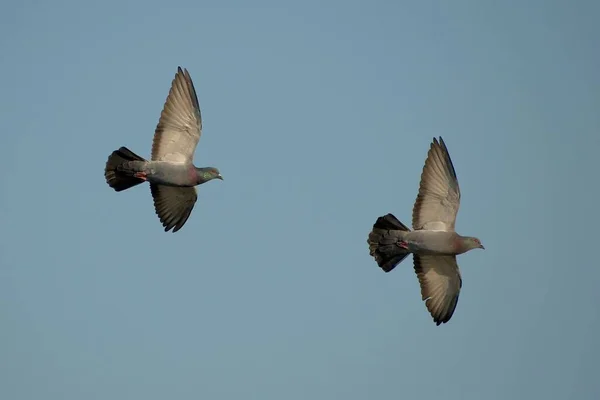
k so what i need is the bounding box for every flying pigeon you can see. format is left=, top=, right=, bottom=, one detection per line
left=367, top=137, right=484, bottom=325
left=104, top=67, right=222, bottom=233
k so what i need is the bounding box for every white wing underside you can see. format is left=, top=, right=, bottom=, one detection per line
left=412, top=137, right=461, bottom=232
left=413, top=254, right=462, bottom=325
left=151, top=67, right=202, bottom=164
left=410, top=138, right=465, bottom=325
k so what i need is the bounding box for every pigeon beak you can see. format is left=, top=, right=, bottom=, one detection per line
left=479, top=244, right=485, bottom=250
left=217, top=174, right=223, bottom=180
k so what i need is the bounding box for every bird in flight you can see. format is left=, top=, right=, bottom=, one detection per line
left=105, top=67, right=222, bottom=233
left=368, top=137, right=484, bottom=325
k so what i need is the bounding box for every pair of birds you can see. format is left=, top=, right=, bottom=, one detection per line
left=104, top=67, right=484, bottom=325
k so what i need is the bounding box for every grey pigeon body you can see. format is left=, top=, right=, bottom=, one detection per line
left=367, top=137, right=484, bottom=325
left=104, top=67, right=222, bottom=233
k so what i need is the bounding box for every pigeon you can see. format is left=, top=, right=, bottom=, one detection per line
left=104, top=67, right=222, bottom=233
left=367, top=137, right=484, bottom=325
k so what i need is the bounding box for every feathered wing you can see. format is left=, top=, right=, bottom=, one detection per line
left=151, top=67, right=202, bottom=163
left=150, top=184, right=198, bottom=233
left=412, top=137, right=461, bottom=231
left=413, top=255, right=462, bottom=325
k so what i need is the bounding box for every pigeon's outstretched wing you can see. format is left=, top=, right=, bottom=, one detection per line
left=151, top=67, right=202, bottom=163
left=412, top=137, right=461, bottom=231
left=413, top=255, right=462, bottom=325
left=150, top=184, right=198, bottom=233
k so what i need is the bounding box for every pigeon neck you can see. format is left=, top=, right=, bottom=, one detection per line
left=195, top=167, right=216, bottom=184
left=454, top=235, right=470, bottom=254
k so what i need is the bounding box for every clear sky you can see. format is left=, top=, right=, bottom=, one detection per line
left=1, top=0, right=599, bottom=399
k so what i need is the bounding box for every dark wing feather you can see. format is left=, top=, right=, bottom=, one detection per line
left=150, top=184, right=198, bottom=233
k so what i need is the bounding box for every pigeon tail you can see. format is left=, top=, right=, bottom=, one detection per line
left=105, top=147, right=147, bottom=192
left=368, top=213, right=412, bottom=272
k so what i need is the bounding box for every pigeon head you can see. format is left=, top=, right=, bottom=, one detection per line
left=196, top=167, right=223, bottom=184
left=464, top=237, right=485, bottom=251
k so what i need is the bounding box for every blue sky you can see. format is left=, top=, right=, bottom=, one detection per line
left=1, top=0, right=599, bottom=399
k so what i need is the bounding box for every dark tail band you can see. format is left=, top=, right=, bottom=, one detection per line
left=104, top=146, right=147, bottom=192
left=367, top=213, right=411, bottom=272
